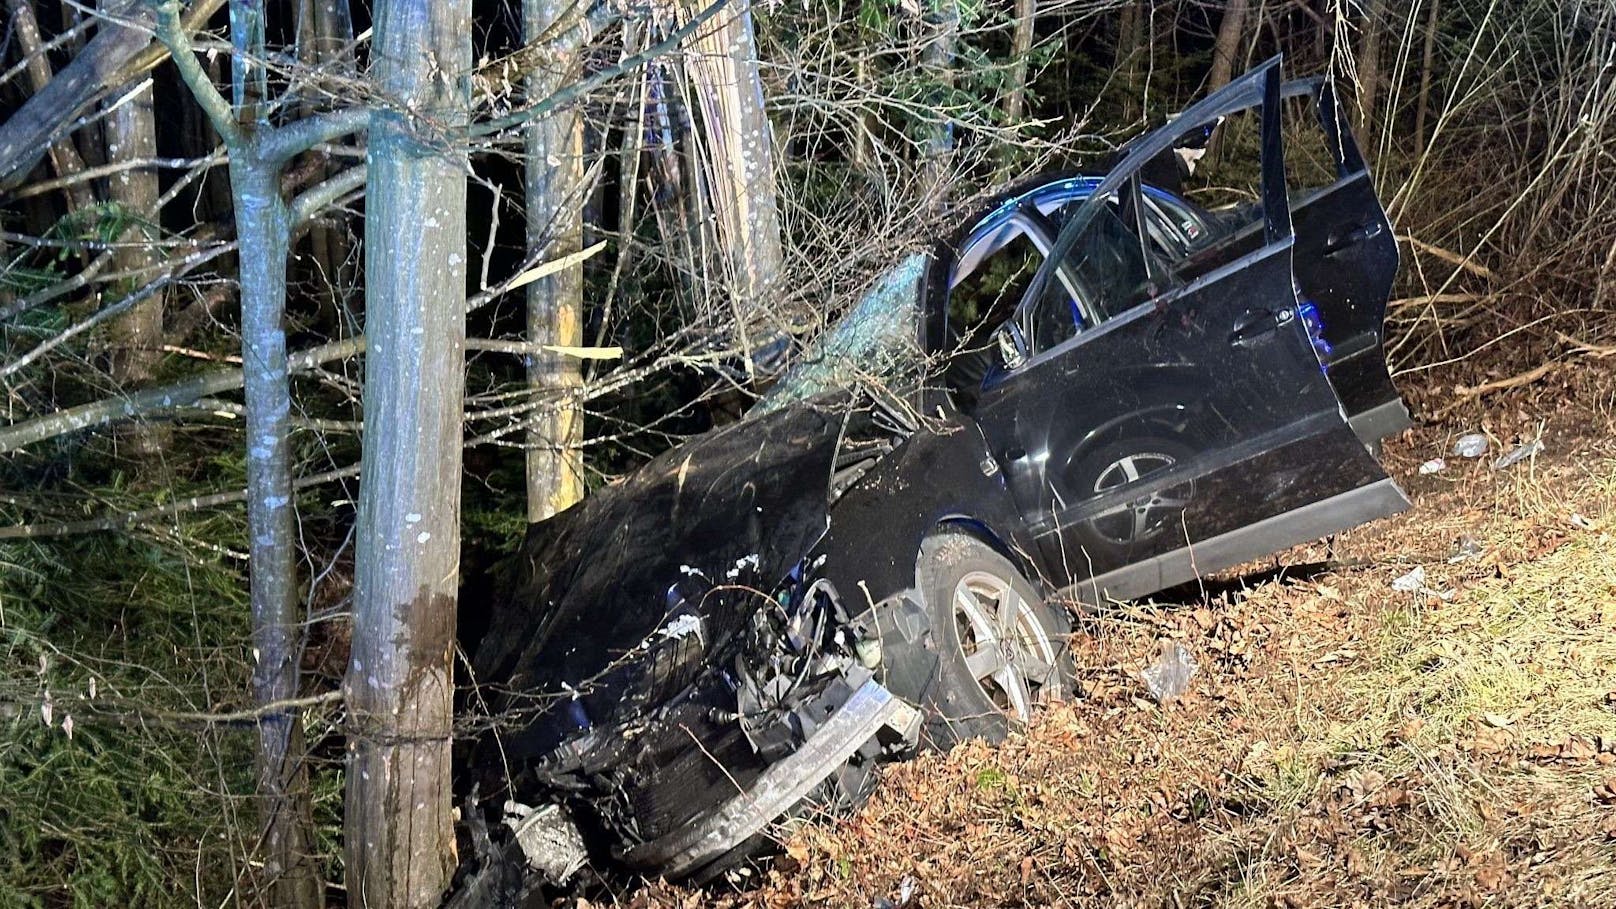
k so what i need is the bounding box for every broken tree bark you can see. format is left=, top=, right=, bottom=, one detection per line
left=675, top=0, right=787, bottom=364
left=343, top=0, right=469, bottom=901
left=523, top=0, right=588, bottom=521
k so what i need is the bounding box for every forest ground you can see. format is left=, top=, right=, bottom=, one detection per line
left=634, top=355, right=1616, bottom=909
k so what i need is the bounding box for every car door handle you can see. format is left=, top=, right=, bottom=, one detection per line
left=1229, top=307, right=1292, bottom=346
left=1323, top=220, right=1384, bottom=255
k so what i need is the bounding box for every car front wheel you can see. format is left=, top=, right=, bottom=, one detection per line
left=915, top=532, right=1074, bottom=750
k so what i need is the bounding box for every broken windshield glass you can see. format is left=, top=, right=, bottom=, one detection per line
left=754, top=253, right=928, bottom=414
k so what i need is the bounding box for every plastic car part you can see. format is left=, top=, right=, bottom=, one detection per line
left=619, top=678, right=920, bottom=879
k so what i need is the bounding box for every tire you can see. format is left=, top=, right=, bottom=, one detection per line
left=915, top=532, right=1074, bottom=750
left=1063, top=435, right=1197, bottom=564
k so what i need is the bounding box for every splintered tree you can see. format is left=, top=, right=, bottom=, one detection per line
left=524, top=0, right=588, bottom=521
left=675, top=0, right=789, bottom=365
left=343, top=0, right=470, bottom=901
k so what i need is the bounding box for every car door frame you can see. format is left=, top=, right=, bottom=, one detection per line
left=1281, top=77, right=1410, bottom=444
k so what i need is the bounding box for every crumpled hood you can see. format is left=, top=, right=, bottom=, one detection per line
left=468, top=402, right=849, bottom=759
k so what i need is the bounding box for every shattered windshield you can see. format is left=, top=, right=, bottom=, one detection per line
left=753, top=253, right=928, bottom=414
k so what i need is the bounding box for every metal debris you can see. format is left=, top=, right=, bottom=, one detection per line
left=1453, top=434, right=1489, bottom=458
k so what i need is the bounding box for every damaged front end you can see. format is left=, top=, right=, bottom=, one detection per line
left=455, top=399, right=923, bottom=894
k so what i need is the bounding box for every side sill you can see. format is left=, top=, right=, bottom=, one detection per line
left=1063, top=477, right=1410, bottom=607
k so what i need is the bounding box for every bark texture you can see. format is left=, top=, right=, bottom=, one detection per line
left=1207, top=0, right=1248, bottom=93
left=524, top=0, right=587, bottom=521
left=1004, top=0, right=1037, bottom=124
left=677, top=0, right=788, bottom=355
left=344, top=0, right=470, bottom=901
left=105, top=79, right=168, bottom=458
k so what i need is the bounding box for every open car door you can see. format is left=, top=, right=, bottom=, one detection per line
left=965, top=56, right=1409, bottom=605
left=1283, top=78, right=1409, bottom=443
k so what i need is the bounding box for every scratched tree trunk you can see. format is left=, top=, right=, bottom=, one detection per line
left=676, top=0, right=787, bottom=363
left=343, top=0, right=469, bottom=901
left=523, top=0, right=587, bottom=522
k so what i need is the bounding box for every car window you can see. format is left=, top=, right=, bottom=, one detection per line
left=942, top=219, right=1066, bottom=398
left=1020, top=190, right=1166, bottom=355
left=754, top=253, right=927, bottom=414
left=949, top=229, right=1041, bottom=350
left=1156, top=106, right=1272, bottom=283
left=1281, top=90, right=1356, bottom=203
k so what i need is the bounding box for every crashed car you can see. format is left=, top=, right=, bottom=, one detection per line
left=455, top=57, right=1410, bottom=894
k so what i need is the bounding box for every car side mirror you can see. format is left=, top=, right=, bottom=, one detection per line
left=996, top=322, right=1027, bottom=370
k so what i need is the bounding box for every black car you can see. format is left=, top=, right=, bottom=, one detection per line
left=454, top=57, right=1409, bottom=896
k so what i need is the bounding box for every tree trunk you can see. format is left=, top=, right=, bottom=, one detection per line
left=1414, top=0, right=1440, bottom=154
left=6, top=0, right=95, bottom=212
left=523, top=0, right=587, bottom=522
left=234, top=158, right=325, bottom=909
left=344, top=0, right=470, bottom=902
left=923, top=0, right=959, bottom=201
left=1117, top=1, right=1143, bottom=123
left=676, top=0, right=787, bottom=363
left=104, top=80, right=169, bottom=456
left=1355, top=0, right=1386, bottom=146
left=1207, top=0, right=1248, bottom=93
left=1003, top=0, right=1037, bottom=124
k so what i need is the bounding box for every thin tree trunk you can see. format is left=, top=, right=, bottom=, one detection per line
left=6, top=0, right=95, bottom=212
left=1414, top=0, right=1439, bottom=153
left=523, top=0, right=587, bottom=522
left=104, top=80, right=169, bottom=456
left=1207, top=0, right=1248, bottom=92
left=676, top=0, right=787, bottom=361
left=1004, top=0, right=1037, bottom=124
left=1355, top=0, right=1386, bottom=144
left=923, top=0, right=959, bottom=200
left=234, top=158, right=325, bottom=909
left=344, top=0, right=470, bottom=901
left=1117, top=1, right=1143, bottom=123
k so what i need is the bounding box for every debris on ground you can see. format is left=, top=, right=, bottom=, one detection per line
left=1140, top=640, right=1199, bottom=703
left=1453, top=432, right=1489, bottom=458
left=1493, top=436, right=1545, bottom=469
left=1418, top=457, right=1446, bottom=474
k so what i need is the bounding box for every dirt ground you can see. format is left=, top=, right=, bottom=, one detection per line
left=627, top=360, right=1616, bottom=909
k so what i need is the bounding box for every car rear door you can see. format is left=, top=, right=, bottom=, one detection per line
left=967, top=57, right=1409, bottom=605
left=1284, top=79, right=1409, bottom=443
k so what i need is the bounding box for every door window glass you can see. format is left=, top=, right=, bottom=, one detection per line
left=944, top=226, right=1047, bottom=395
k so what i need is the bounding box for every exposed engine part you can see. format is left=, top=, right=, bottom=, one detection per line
left=505, top=801, right=589, bottom=884
left=619, top=679, right=920, bottom=879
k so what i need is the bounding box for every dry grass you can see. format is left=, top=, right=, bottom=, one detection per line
left=622, top=362, right=1616, bottom=909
